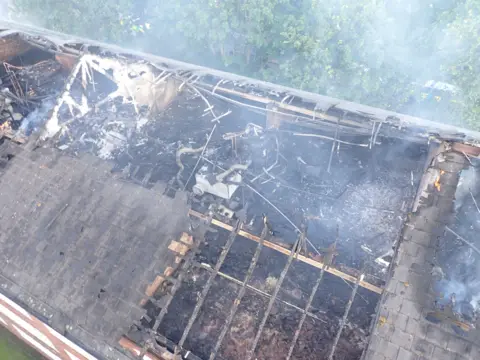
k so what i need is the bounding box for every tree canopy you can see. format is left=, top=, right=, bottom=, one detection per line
left=9, top=0, right=480, bottom=128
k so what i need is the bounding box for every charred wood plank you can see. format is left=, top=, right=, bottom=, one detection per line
left=245, top=231, right=302, bottom=360
left=188, top=209, right=383, bottom=294
left=0, top=34, right=31, bottom=61
left=196, top=262, right=326, bottom=323
left=152, top=241, right=200, bottom=332
left=175, top=220, right=241, bottom=353
left=285, top=228, right=338, bottom=360
left=208, top=223, right=267, bottom=360
left=327, top=272, right=364, bottom=360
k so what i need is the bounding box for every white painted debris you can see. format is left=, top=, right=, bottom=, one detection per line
left=136, top=116, right=149, bottom=131
left=374, top=249, right=394, bottom=268
left=361, top=245, right=373, bottom=254
left=96, top=131, right=127, bottom=160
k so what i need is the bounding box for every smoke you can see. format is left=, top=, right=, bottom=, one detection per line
left=435, top=163, right=480, bottom=318
left=0, top=0, right=43, bottom=28
left=0, top=0, right=7, bottom=13
left=314, top=0, right=467, bottom=122
left=1, top=0, right=473, bottom=125
left=369, top=0, right=458, bottom=76
left=455, top=165, right=478, bottom=211
left=17, top=100, right=54, bottom=136
left=433, top=278, right=478, bottom=318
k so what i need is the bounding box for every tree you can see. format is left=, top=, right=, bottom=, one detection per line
left=8, top=0, right=480, bottom=129
left=443, top=0, right=480, bottom=128
left=142, top=0, right=416, bottom=110
left=255, top=1, right=418, bottom=110
left=11, top=0, right=138, bottom=44
left=142, top=0, right=287, bottom=72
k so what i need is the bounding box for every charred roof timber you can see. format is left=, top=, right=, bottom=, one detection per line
left=2, top=20, right=480, bottom=146
left=1, top=20, right=480, bottom=360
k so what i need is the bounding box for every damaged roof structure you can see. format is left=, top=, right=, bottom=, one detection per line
left=1, top=20, right=480, bottom=360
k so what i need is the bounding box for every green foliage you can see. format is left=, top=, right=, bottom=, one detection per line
left=443, top=0, right=480, bottom=127
left=0, top=326, right=44, bottom=360
left=12, top=0, right=137, bottom=43
left=9, top=0, right=480, bottom=128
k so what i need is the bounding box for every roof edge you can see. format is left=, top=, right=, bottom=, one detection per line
left=2, top=19, right=480, bottom=146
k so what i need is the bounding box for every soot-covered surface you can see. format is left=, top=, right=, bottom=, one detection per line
left=0, top=46, right=433, bottom=360
left=31, top=68, right=428, bottom=359
left=434, top=163, right=480, bottom=331
left=53, top=80, right=428, bottom=279
left=2, top=46, right=428, bottom=282
left=143, top=227, right=373, bottom=360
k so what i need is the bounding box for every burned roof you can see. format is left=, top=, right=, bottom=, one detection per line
left=3, top=19, right=480, bottom=146
left=0, top=20, right=480, bottom=360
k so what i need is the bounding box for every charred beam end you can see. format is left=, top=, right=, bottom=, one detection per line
left=152, top=333, right=203, bottom=360
left=188, top=209, right=383, bottom=294
left=119, top=337, right=162, bottom=360
left=451, top=142, right=480, bottom=158
left=0, top=33, right=31, bottom=61
left=152, top=241, right=200, bottom=333
left=175, top=220, right=241, bottom=353
left=125, top=334, right=204, bottom=360
left=208, top=225, right=267, bottom=360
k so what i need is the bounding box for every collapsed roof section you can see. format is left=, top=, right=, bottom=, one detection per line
left=2, top=20, right=480, bottom=360
left=2, top=20, right=480, bottom=147
left=0, top=27, right=428, bottom=279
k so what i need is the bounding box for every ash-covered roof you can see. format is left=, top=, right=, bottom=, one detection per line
left=0, top=21, right=480, bottom=360
left=0, top=141, right=189, bottom=360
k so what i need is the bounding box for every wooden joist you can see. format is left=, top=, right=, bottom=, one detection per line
left=144, top=275, right=165, bottom=298
left=168, top=241, right=190, bottom=256
left=140, top=233, right=193, bottom=306
left=188, top=209, right=383, bottom=294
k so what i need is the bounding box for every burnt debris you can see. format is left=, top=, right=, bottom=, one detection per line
left=2, top=22, right=480, bottom=360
